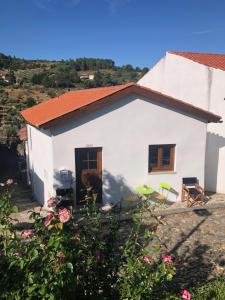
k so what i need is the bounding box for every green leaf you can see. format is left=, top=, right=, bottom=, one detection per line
left=27, top=285, right=36, bottom=294
left=11, top=205, right=18, bottom=213
left=166, top=273, right=173, bottom=281
left=66, top=262, right=73, bottom=272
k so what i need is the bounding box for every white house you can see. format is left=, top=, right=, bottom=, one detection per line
left=21, top=82, right=220, bottom=206
left=139, top=51, right=225, bottom=193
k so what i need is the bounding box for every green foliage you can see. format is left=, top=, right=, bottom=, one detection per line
left=0, top=53, right=46, bottom=70
left=29, top=57, right=147, bottom=89
left=25, top=97, right=36, bottom=108
left=71, top=57, right=115, bottom=71
left=6, top=70, right=16, bottom=85
left=3, top=126, right=17, bottom=137
left=0, top=187, right=176, bottom=299
left=189, top=278, right=225, bottom=299
left=31, top=67, right=80, bottom=88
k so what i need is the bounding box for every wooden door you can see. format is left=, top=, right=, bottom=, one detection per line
left=75, top=147, right=102, bottom=205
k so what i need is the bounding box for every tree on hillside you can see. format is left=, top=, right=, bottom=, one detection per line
left=6, top=70, right=16, bottom=85
left=93, top=71, right=103, bottom=87
left=122, top=64, right=133, bottom=71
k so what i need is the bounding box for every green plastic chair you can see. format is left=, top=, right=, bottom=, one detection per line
left=160, top=181, right=172, bottom=199
left=160, top=182, right=172, bottom=191
left=135, top=185, right=155, bottom=196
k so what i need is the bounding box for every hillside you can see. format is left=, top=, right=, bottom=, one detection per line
left=0, top=53, right=148, bottom=141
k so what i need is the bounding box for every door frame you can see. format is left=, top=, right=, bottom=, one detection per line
left=75, top=147, right=102, bottom=205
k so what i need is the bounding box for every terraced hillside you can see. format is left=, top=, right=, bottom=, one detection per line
left=0, top=53, right=148, bottom=141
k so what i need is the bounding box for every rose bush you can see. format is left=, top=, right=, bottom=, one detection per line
left=0, top=182, right=180, bottom=299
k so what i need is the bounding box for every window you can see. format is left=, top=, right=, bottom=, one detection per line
left=148, top=144, right=175, bottom=172
left=78, top=148, right=98, bottom=170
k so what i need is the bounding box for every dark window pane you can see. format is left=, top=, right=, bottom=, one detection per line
left=89, top=149, right=97, bottom=160
left=81, top=161, right=88, bottom=169
left=162, top=146, right=171, bottom=166
left=89, top=161, right=97, bottom=169
left=79, top=149, right=88, bottom=161
left=149, top=146, right=158, bottom=168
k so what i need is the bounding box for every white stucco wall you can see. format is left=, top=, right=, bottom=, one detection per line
left=206, top=68, right=225, bottom=192
left=27, top=124, right=54, bottom=204
left=50, top=94, right=207, bottom=205
left=139, top=53, right=211, bottom=110
left=138, top=53, right=225, bottom=193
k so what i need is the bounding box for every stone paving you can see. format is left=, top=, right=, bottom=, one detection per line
left=10, top=184, right=46, bottom=230
left=150, top=198, right=225, bottom=288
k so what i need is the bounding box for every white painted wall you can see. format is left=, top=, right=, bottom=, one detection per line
left=27, top=124, right=54, bottom=204
left=50, top=94, right=207, bottom=205
left=139, top=53, right=211, bottom=110
left=139, top=53, right=225, bottom=193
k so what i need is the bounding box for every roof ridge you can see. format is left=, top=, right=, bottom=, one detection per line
left=169, top=50, right=225, bottom=56
left=53, top=82, right=135, bottom=96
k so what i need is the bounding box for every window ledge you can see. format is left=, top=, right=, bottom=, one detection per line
left=148, top=171, right=177, bottom=175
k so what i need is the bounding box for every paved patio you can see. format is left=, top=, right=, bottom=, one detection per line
left=10, top=183, right=46, bottom=229
left=149, top=193, right=225, bottom=288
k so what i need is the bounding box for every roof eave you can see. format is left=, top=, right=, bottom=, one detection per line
left=21, top=83, right=222, bottom=128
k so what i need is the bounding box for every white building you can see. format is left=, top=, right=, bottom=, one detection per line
left=21, top=82, right=220, bottom=206
left=139, top=51, right=225, bottom=193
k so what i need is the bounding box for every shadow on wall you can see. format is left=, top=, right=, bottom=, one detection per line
left=30, top=169, right=45, bottom=205
left=53, top=169, right=74, bottom=191
left=205, top=132, right=225, bottom=192
left=103, top=170, right=134, bottom=205
left=53, top=169, right=75, bottom=205
left=52, top=169, right=134, bottom=206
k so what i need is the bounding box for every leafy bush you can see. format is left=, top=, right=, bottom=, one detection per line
left=0, top=183, right=177, bottom=299
left=25, top=97, right=36, bottom=108
left=3, top=126, right=17, bottom=137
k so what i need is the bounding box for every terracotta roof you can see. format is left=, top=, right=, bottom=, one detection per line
left=170, top=51, right=225, bottom=71
left=21, top=82, right=221, bottom=128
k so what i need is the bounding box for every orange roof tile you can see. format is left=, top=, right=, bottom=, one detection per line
left=21, top=83, right=134, bottom=127
left=21, top=82, right=221, bottom=128
left=170, top=51, right=225, bottom=71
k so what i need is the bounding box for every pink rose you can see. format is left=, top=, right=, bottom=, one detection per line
left=162, top=255, right=172, bottom=263
left=142, top=255, right=151, bottom=264
left=21, top=229, right=34, bottom=239
left=47, top=197, right=59, bottom=208
left=181, top=289, right=191, bottom=300
left=6, top=179, right=13, bottom=185
left=43, top=213, right=54, bottom=227
left=58, top=208, right=71, bottom=223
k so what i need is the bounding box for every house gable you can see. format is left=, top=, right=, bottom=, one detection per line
left=21, top=83, right=221, bottom=129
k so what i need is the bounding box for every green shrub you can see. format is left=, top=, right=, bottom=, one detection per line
left=3, top=126, right=17, bottom=137
left=0, top=183, right=177, bottom=300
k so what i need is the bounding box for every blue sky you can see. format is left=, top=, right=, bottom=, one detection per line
left=1, top=0, right=225, bottom=68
